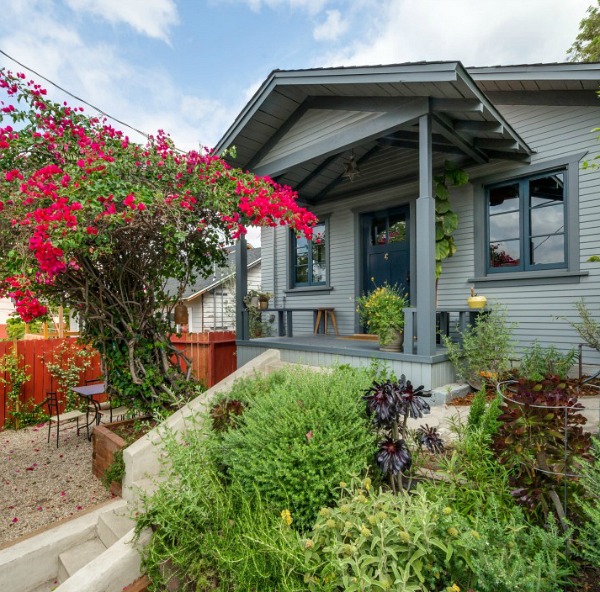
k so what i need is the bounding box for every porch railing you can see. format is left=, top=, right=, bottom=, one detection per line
left=403, top=307, right=486, bottom=354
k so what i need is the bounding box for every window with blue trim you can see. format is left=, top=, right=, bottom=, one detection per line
left=292, top=222, right=327, bottom=286
left=487, top=170, right=566, bottom=272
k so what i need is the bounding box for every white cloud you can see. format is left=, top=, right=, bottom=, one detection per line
left=319, top=0, right=592, bottom=67
left=64, top=0, right=179, bottom=42
left=313, top=9, right=349, bottom=41
left=232, top=0, right=330, bottom=16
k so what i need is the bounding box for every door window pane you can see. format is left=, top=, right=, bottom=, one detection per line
left=371, top=218, right=387, bottom=245
left=388, top=213, right=407, bottom=243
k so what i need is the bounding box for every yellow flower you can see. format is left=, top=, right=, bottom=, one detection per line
left=304, top=538, right=314, bottom=549
left=447, top=527, right=458, bottom=537
left=360, top=525, right=371, bottom=537
left=326, top=519, right=336, bottom=529
left=470, top=530, right=480, bottom=539
left=446, top=584, right=460, bottom=592
left=377, top=511, right=387, bottom=521
left=340, top=504, right=350, bottom=514
left=363, top=477, right=372, bottom=491
left=399, top=530, right=410, bottom=543
left=319, top=507, right=331, bottom=517
left=443, top=506, right=452, bottom=515
left=339, top=481, right=348, bottom=488
left=281, top=509, right=293, bottom=526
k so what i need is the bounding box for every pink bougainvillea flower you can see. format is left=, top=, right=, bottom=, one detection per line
left=12, top=517, right=18, bottom=523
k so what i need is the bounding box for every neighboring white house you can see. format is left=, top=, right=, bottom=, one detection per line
left=177, top=246, right=261, bottom=333
left=0, top=297, right=15, bottom=338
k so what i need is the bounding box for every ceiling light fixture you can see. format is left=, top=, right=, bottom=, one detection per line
left=342, top=151, right=360, bottom=182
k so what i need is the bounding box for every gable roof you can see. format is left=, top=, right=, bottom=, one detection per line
left=214, top=60, right=553, bottom=204
left=166, top=247, right=261, bottom=302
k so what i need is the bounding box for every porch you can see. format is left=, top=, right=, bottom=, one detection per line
left=219, top=63, right=533, bottom=388
left=236, top=334, right=454, bottom=391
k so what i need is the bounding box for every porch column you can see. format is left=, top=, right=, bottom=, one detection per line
left=416, top=113, right=436, bottom=357
left=235, top=236, right=249, bottom=340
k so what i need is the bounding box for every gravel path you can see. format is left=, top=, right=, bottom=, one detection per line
left=0, top=421, right=114, bottom=546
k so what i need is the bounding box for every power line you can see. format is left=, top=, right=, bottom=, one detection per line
left=0, top=47, right=151, bottom=142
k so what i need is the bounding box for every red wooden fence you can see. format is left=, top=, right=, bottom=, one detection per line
left=0, top=338, right=102, bottom=430
left=170, top=331, right=237, bottom=389
left=0, top=332, right=237, bottom=429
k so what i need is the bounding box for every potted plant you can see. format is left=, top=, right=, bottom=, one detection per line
left=258, top=291, right=272, bottom=310
left=357, top=284, right=408, bottom=352
left=243, top=289, right=261, bottom=309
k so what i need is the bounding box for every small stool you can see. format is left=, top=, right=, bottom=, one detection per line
left=314, top=308, right=339, bottom=335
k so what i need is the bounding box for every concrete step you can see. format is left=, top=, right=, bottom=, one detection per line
left=98, top=509, right=136, bottom=547
left=58, top=538, right=106, bottom=582
left=28, top=579, right=59, bottom=592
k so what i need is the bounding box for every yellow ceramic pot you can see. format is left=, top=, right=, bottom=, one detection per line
left=467, top=295, right=487, bottom=309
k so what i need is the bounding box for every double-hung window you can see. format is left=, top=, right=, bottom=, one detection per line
left=486, top=170, right=566, bottom=273
left=291, top=221, right=327, bottom=287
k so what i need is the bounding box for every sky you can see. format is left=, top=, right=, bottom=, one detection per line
left=0, top=0, right=595, bottom=245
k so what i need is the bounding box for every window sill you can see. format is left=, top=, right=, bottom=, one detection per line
left=284, top=285, right=334, bottom=295
left=469, top=270, right=588, bottom=286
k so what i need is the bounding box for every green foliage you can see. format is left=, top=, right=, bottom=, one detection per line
left=434, top=161, right=469, bottom=279
left=216, top=366, right=377, bottom=530
left=356, top=283, right=408, bottom=345
left=0, top=349, right=41, bottom=429
left=304, top=480, right=477, bottom=592
left=44, top=341, right=94, bottom=411
left=573, top=438, right=600, bottom=565
left=137, top=429, right=307, bottom=592
left=568, top=0, right=600, bottom=62
left=466, top=387, right=487, bottom=431
left=492, top=379, right=592, bottom=525
left=443, top=304, right=516, bottom=389
left=102, top=449, right=125, bottom=489
left=518, top=341, right=577, bottom=381
left=6, top=315, right=25, bottom=340
left=570, top=299, right=600, bottom=351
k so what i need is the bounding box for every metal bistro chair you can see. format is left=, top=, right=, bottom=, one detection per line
left=45, top=391, right=85, bottom=448
left=84, top=378, right=129, bottom=423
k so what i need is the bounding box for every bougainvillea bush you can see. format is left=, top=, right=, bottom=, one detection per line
left=0, top=70, right=315, bottom=413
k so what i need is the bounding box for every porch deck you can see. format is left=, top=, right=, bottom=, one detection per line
left=236, top=334, right=454, bottom=390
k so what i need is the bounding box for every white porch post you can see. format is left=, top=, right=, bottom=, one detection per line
left=235, top=236, right=249, bottom=340
left=416, top=113, right=436, bottom=356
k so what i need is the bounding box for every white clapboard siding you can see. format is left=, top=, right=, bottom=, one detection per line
left=188, top=264, right=261, bottom=332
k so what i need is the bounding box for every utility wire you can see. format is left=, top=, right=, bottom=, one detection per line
left=0, top=47, right=151, bottom=142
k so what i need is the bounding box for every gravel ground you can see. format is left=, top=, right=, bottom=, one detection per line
left=0, top=421, right=114, bottom=546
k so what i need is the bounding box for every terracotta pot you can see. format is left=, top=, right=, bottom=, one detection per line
left=379, top=329, right=404, bottom=352
left=259, top=299, right=269, bottom=310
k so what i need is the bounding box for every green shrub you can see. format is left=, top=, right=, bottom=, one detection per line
left=466, top=387, right=487, bottom=430
left=573, top=438, right=600, bottom=565
left=518, top=341, right=577, bottom=381
left=216, top=366, right=377, bottom=530
left=304, top=479, right=477, bottom=592
left=443, top=304, right=516, bottom=389
left=137, top=428, right=307, bottom=592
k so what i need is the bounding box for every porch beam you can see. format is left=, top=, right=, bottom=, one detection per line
left=294, top=153, right=342, bottom=192
left=485, top=149, right=531, bottom=162
left=453, top=120, right=504, bottom=134
left=253, top=97, right=429, bottom=177
left=431, top=98, right=483, bottom=113
left=235, top=236, right=249, bottom=341
left=416, top=113, right=437, bottom=357
left=432, top=113, right=489, bottom=164
left=473, top=138, right=520, bottom=150
left=377, top=137, right=467, bottom=156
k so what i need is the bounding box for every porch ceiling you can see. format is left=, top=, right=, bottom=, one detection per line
left=215, top=61, right=536, bottom=204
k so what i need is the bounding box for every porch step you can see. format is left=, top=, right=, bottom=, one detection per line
left=98, top=509, right=136, bottom=548
left=58, top=538, right=106, bottom=582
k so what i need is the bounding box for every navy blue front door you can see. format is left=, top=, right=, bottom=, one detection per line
left=361, top=206, right=410, bottom=300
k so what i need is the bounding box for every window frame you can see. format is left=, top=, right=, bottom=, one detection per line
left=471, top=153, right=585, bottom=285
left=485, top=169, right=567, bottom=274
left=289, top=218, right=329, bottom=289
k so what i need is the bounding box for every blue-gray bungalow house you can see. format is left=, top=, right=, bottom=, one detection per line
left=215, top=61, right=600, bottom=389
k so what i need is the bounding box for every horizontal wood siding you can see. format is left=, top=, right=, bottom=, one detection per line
left=439, top=103, right=600, bottom=362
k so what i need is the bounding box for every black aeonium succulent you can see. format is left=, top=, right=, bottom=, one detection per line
left=376, top=438, right=412, bottom=476
left=363, top=380, right=398, bottom=426
left=396, top=375, right=430, bottom=419
left=416, top=424, right=445, bottom=454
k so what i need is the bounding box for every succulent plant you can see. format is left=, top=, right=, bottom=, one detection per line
left=376, top=438, right=412, bottom=476
left=416, top=424, right=445, bottom=454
